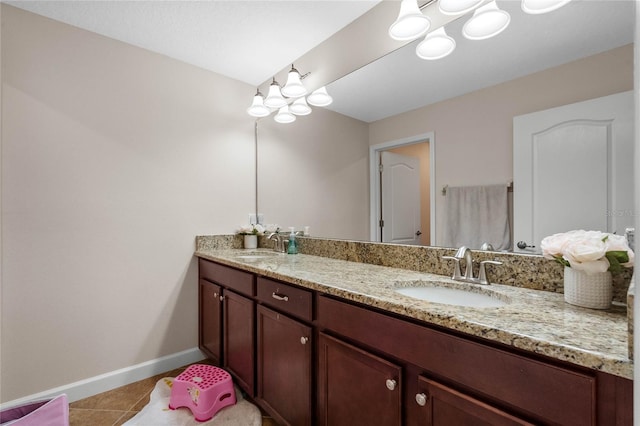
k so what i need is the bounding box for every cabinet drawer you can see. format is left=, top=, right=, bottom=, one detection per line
left=257, top=277, right=313, bottom=322
left=318, top=296, right=596, bottom=425
left=199, top=259, right=255, bottom=296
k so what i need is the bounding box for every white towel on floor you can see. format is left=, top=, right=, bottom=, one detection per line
left=442, top=184, right=510, bottom=250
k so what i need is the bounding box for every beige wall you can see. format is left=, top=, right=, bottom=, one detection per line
left=0, top=5, right=369, bottom=402
left=258, top=109, right=369, bottom=240
left=369, top=44, right=634, bottom=246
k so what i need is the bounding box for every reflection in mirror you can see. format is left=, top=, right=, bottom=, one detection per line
left=258, top=1, right=635, bottom=251
left=339, top=0, right=635, bottom=251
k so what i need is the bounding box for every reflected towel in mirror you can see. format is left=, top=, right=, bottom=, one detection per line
left=442, top=184, right=510, bottom=250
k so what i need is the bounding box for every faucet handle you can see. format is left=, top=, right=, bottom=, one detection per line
left=442, top=256, right=463, bottom=280
left=478, top=260, right=503, bottom=285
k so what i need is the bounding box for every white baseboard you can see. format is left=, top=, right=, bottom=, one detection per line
left=0, top=347, right=205, bottom=409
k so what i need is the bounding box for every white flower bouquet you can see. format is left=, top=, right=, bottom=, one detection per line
left=236, top=224, right=265, bottom=236
left=540, top=229, right=634, bottom=275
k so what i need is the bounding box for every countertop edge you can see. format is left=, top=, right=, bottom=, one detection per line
left=195, top=250, right=633, bottom=380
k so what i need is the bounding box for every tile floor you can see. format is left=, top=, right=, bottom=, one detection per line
left=69, top=361, right=278, bottom=425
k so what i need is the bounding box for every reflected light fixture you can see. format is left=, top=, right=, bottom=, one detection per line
left=274, top=105, right=296, bottom=124
left=307, top=87, right=333, bottom=107
left=462, top=1, right=511, bottom=40
left=281, top=65, right=308, bottom=98
left=522, top=0, right=571, bottom=14
left=438, top=0, right=484, bottom=16
left=388, top=0, right=431, bottom=41
left=263, top=78, right=287, bottom=109
left=416, top=27, right=456, bottom=60
left=246, top=66, right=333, bottom=124
left=290, top=97, right=312, bottom=116
left=246, top=88, right=270, bottom=118
left=389, top=0, right=569, bottom=62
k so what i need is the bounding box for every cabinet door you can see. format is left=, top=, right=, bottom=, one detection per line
left=415, top=376, right=534, bottom=426
left=223, top=289, right=255, bottom=396
left=199, top=279, right=223, bottom=364
left=318, top=332, right=402, bottom=426
left=257, top=305, right=312, bottom=426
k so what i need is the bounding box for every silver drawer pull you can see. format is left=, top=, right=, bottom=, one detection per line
left=385, top=379, right=397, bottom=391
left=300, top=336, right=309, bottom=345
left=272, top=292, right=289, bottom=302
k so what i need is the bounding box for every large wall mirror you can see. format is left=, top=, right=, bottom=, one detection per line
left=258, top=0, right=635, bottom=252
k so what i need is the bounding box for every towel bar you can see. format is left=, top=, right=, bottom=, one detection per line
left=441, top=182, right=513, bottom=196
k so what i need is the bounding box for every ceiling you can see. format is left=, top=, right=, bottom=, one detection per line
left=5, top=0, right=636, bottom=123
left=4, top=0, right=380, bottom=86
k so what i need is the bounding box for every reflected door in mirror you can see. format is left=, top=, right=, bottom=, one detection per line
left=513, top=91, right=634, bottom=253
left=381, top=151, right=421, bottom=245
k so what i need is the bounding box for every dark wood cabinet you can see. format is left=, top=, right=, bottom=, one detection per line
left=223, top=289, right=255, bottom=396
left=257, top=305, right=312, bottom=426
left=199, top=279, right=222, bottom=363
left=318, top=332, right=402, bottom=426
left=198, top=258, right=632, bottom=426
left=414, top=376, right=534, bottom=426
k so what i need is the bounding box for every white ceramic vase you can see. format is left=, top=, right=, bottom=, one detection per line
left=563, top=266, right=612, bottom=309
left=243, top=234, right=258, bottom=249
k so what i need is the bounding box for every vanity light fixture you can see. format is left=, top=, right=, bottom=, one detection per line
left=246, top=66, right=333, bottom=123
left=307, top=86, right=333, bottom=107
left=521, top=0, right=571, bottom=14
left=438, top=0, right=484, bottom=16
left=263, top=78, right=287, bottom=109
left=462, top=1, right=511, bottom=40
left=274, top=105, right=296, bottom=123
left=247, top=88, right=271, bottom=118
left=416, top=27, right=456, bottom=60
left=289, top=97, right=312, bottom=116
left=390, top=0, right=568, bottom=62
left=388, top=0, right=431, bottom=41
left=281, top=65, right=308, bottom=98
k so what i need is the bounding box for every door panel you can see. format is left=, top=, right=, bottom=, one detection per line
left=381, top=151, right=421, bottom=245
left=513, top=91, right=634, bottom=252
left=318, top=332, right=402, bottom=426
left=223, top=289, right=255, bottom=396
left=257, top=305, right=312, bottom=426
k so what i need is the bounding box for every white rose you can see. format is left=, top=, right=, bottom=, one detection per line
left=563, top=236, right=609, bottom=274
left=541, top=230, right=586, bottom=259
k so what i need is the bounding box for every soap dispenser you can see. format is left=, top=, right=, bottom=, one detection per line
left=287, top=227, right=298, bottom=254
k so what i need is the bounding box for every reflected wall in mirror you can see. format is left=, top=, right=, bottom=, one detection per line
left=257, top=0, right=635, bottom=250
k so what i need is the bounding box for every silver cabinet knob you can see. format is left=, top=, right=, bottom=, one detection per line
left=415, top=393, right=427, bottom=406
left=385, top=379, right=397, bottom=391
left=300, top=337, right=309, bottom=345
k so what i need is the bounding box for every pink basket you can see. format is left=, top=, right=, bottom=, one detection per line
left=0, top=394, right=69, bottom=426
left=169, top=364, right=236, bottom=422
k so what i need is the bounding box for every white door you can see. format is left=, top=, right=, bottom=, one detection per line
left=513, top=91, right=634, bottom=253
left=380, top=151, right=421, bottom=244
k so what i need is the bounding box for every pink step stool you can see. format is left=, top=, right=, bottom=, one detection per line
left=168, top=364, right=236, bottom=422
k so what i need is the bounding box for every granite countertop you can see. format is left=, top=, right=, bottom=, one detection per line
left=195, top=248, right=632, bottom=380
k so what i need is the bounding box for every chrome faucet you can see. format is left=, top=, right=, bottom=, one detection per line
left=442, top=246, right=502, bottom=285
left=456, top=246, right=474, bottom=280
left=268, top=232, right=286, bottom=253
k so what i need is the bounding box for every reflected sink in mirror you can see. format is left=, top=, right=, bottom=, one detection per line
left=233, top=251, right=281, bottom=261
left=394, top=282, right=510, bottom=308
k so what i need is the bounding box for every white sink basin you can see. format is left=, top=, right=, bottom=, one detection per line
left=233, top=251, right=280, bottom=261
left=395, top=285, right=508, bottom=308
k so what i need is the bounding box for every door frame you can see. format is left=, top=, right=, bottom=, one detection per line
left=369, top=132, right=436, bottom=244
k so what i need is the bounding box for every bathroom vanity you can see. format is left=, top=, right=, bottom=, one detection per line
left=195, top=236, right=632, bottom=425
